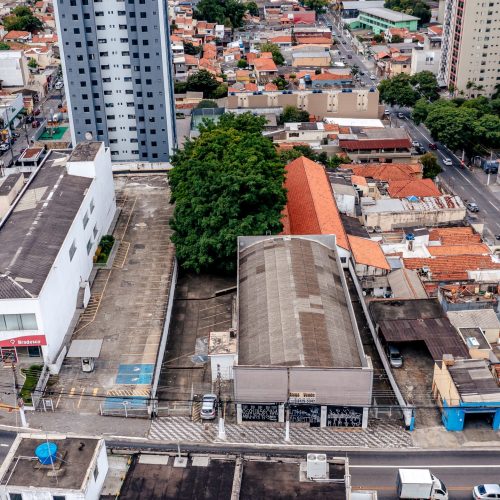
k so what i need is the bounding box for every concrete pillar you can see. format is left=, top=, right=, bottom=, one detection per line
left=493, top=410, right=500, bottom=431
left=236, top=404, right=242, bottom=424
left=362, top=407, right=369, bottom=429
left=278, top=403, right=285, bottom=423
left=320, top=406, right=327, bottom=428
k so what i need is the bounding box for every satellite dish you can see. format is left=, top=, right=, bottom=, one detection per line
left=84, top=132, right=93, bottom=141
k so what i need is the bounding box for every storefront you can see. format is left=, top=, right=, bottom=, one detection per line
left=0, top=334, right=47, bottom=363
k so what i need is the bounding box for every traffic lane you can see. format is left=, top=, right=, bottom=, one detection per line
left=0, top=430, right=16, bottom=462
left=350, top=465, right=499, bottom=500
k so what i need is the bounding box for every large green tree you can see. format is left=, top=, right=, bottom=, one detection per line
left=279, top=105, right=310, bottom=124
left=378, top=74, right=419, bottom=107
left=384, top=0, right=431, bottom=24
left=302, top=0, right=329, bottom=12
left=420, top=152, right=441, bottom=179
left=169, top=113, right=287, bottom=274
left=3, top=6, right=43, bottom=32
left=410, top=71, right=440, bottom=102
left=194, top=0, right=247, bottom=28
left=186, top=69, right=219, bottom=98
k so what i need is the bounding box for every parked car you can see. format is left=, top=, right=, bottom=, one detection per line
left=428, top=143, right=437, bottom=150
left=442, top=157, right=453, bottom=166
left=33, top=108, right=41, bottom=116
left=32, top=119, right=40, bottom=128
left=0, top=143, right=11, bottom=152
left=25, top=115, right=34, bottom=123
left=11, top=132, right=20, bottom=138
left=54, top=81, right=64, bottom=90
left=412, top=140, right=420, bottom=148
left=415, top=146, right=425, bottom=155
left=473, top=484, right=500, bottom=500
left=495, top=234, right=500, bottom=241
left=369, top=74, right=376, bottom=80
left=347, top=54, right=352, bottom=59
left=384, top=109, right=390, bottom=116
left=466, top=202, right=479, bottom=212
left=359, top=71, right=365, bottom=76
left=387, top=344, right=403, bottom=368
left=398, top=112, right=405, bottom=118
left=200, top=394, right=217, bottom=420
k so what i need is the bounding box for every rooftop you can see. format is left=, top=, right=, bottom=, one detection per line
left=238, top=235, right=365, bottom=368
left=387, top=268, right=428, bottom=299
left=0, top=173, right=23, bottom=197
left=458, top=327, right=490, bottom=351
left=429, top=227, right=482, bottom=245
left=370, top=299, right=469, bottom=360
left=0, top=435, right=101, bottom=491
left=448, top=358, right=500, bottom=403
left=282, top=156, right=349, bottom=250
left=387, top=179, right=441, bottom=198
left=362, top=195, right=465, bottom=214
left=0, top=149, right=93, bottom=298
left=359, top=6, right=419, bottom=22
left=447, top=309, right=500, bottom=331
left=349, top=163, right=422, bottom=181
left=348, top=235, right=390, bottom=270
left=208, top=330, right=237, bottom=355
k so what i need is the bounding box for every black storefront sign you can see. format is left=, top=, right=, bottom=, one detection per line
left=289, top=404, right=321, bottom=427
left=326, top=406, right=363, bottom=427
left=241, top=403, right=279, bottom=422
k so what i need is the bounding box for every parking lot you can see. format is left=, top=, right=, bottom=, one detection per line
left=156, top=273, right=235, bottom=417
left=47, top=175, right=176, bottom=416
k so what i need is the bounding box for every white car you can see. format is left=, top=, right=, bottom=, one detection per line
left=412, top=140, right=420, bottom=148
left=0, top=143, right=10, bottom=152
left=54, top=81, right=64, bottom=90
left=473, top=484, right=500, bottom=499
left=200, top=394, right=217, bottom=420
left=442, top=158, right=453, bottom=166
left=369, top=74, right=376, bottom=80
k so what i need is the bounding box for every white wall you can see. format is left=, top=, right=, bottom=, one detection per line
left=35, top=145, right=116, bottom=364
left=334, top=193, right=356, bottom=216
left=0, top=51, right=26, bottom=87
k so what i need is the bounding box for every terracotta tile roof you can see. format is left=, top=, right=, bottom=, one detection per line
left=4, top=31, right=30, bottom=40
left=324, top=123, right=340, bottom=132
left=427, top=244, right=491, bottom=257
left=429, top=227, right=482, bottom=245
left=348, top=235, right=390, bottom=270
left=349, top=163, right=422, bottom=181
left=269, top=35, right=292, bottom=43
left=244, top=83, right=258, bottom=92
left=392, top=54, right=411, bottom=63
left=388, top=178, right=441, bottom=198
left=340, top=138, right=411, bottom=150
left=311, top=72, right=352, bottom=81
left=264, top=82, right=278, bottom=91
left=298, top=36, right=331, bottom=45
left=246, top=53, right=258, bottom=64
left=351, top=175, right=367, bottom=186
left=374, top=51, right=390, bottom=60
left=259, top=52, right=274, bottom=59
left=429, top=25, right=443, bottom=36
left=403, top=255, right=500, bottom=281
left=282, top=156, right=350, bottom=250
left=184, top=54, right=198, bottom=66
left=254, top=58, right=278, bottom=72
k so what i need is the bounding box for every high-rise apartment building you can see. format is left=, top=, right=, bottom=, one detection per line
left=439, top=0, right=500, bottom=97
left=54, top=0, right=177, bottom=162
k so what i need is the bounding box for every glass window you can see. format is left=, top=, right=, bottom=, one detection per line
left=83, top=212, right=89, bottom=229
left=4, top=315, right=21, bottom=331
left=87, top=239, right=93, bottom=255
left=69, top=240, right=77, bottom=261
left=21, top=314, right=37, bottom=330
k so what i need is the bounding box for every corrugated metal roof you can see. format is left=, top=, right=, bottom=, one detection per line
left=387, top=269, right=427, bottom=299
left=238, top=236, right=364, bottom=368
left=448, top=359, right=500, bottom=403
left=447, top=309, right=500, bottom=331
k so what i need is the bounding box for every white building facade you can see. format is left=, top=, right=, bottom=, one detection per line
left=0, top=142, right=116, bottom=370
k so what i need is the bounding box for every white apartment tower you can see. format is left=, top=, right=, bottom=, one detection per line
left=439, top=0, right=500, bottom=97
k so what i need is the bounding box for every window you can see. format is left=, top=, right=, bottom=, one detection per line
left=53, top=496, right=67, bottom=500
left=83, top=212, right=89, bottom=229
left=93, top=224, right=98, bottom=238
left=93, top=463, right=99, bottom=481
left=90, top=199, right=95, bottom=214
left=0, top=314, right=38, bottom=331
left=340, top=257, right=347, bottom=264
left=87, top=239, right=93, bottom=255
left=69, top=240, right=77, bottom=261
left=8, top=494, right=22, bottom=500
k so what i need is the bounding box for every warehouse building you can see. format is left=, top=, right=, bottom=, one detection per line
left=234, top=235, right=373, bottom=428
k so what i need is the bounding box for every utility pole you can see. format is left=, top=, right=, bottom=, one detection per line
left=11, top=362, right=28, bottom=428
left=216, top=364, right=225, bottom=439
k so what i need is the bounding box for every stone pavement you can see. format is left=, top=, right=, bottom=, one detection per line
left=149, top=417, right=413, bottom=448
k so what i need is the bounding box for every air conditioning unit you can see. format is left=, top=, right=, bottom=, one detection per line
left=306, top=453, right=327, bottom=479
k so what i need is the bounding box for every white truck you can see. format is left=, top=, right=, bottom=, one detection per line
left=397, top=469, right=448, bottom=500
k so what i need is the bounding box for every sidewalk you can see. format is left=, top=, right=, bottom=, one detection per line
left=149, top=417, right=413, bottom=448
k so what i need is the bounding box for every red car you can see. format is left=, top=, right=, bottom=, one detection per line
left=33, top=109, right=41, bottom=116
left=32, top=119, right=40, bottom=128
left=428, top=143, right=437, bottom=150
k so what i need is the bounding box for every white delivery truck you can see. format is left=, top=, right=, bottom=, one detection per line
left=397, top=469, right=448, bottom=500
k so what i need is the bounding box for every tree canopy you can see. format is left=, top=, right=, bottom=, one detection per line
left=194, top=0, right=256, bottom=28
left=183, top=42, right=201, bottom=55
left=378, top=72, right=440, bottom=107
left=301, top=0, right=329, bottom=13
left=3, top=6, right=43, bottom=32
left=278, top=145, right=351, bottom=170
left=169, top=113, right=287, bottom=274
left=420, top=152, right=441, bottom=179
left=279, top=105, right=310, bottom=124
left=260, top=42, right=284, bottom=66
left=186, top=69, right=227, bottom=99
left=384, top=0, right=431, bottom=24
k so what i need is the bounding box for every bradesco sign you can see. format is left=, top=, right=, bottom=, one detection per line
left=0, top=335, right=47, bottom=347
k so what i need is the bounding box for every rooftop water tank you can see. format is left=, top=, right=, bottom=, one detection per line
left=35, top=442, right=58, bottom=465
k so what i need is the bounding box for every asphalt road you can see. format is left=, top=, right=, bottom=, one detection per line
left=0, top=430, right=15, bottom=463
left=106, top=439, right=500, bottom=499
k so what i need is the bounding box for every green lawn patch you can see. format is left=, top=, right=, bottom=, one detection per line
left=20, top=364, right=43, bottom=405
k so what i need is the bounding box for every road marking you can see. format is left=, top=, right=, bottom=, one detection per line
left=55, top=388, right=63, bottom=409
left=69, top=387, right=75, bottom=398
left=352, top=486, right=473, bottom=492
left=0, top=444, right=9, bottom=447
left=93, top=388, right=99, bottom=397
left=350, top=464, right=500, bottom=469
left=77, top=388, right=85, bottom=408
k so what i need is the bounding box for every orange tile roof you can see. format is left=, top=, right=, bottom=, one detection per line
left=269, top=35, right=292, bottom=43
left=374, top=51, right=390, bottom=60
left=429, top=25, right=443, bottom=36
left=298, top=36, right=331, bottom=45
left=259, top=52, right=274, bottom=59
left=246, top=53, right=258, bottom=64
left=403, top=255, right=500, bottom=281
left=351, top=175, right=367, bottom=186
left=349, top=163, right=422, bottom=181
left=428, top=227, right=482, bottom=245
left=348, top=235, right=390, bottom=270
left=254, top=58, right=277, bottom=72
left=282, top=156, right=350, bottom=250
left=184, top=54, right=198, bottom=65
left=387, top=178, right=441, bottom=198
left=244, top=83, right=258, bottom=92
left=427, top=244, right=491, bottom=257
left=4, top=30, right=30, bottom=40
left=264, top=82, right=278, bottom=91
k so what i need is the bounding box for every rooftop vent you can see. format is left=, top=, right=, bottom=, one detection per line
left=306, top=453, right=327, bottom=479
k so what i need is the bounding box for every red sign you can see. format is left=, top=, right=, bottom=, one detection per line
left=0, top=335, right=47, bottom=348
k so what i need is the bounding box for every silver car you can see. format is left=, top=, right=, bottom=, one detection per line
left=387, top=345, right=403, bottom=368
left=200, top=394, right=217, bottom=420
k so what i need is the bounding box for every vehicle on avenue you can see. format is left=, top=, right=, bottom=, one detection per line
left=442, top=158, right=453, bottom=166
left=200, top=394, right=218, bottom=420
left=397, top=469, right=448, bottom=500
left=466, top=202, right=479, bottom=213
left=428, top=143, right=438, bottom=150
left=370, top=74, right=376, bottom=80
left=0, top=143, right=11, bottom=152
left=54, top=81, right=64, bottom=90
left=473, top=484, right=500, bottom=500
left=412, top=140, right=420, bottom=148
left=398, top=112, right=405, bottom=118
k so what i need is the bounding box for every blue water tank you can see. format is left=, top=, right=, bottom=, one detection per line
left=35, top=442, right=58, bottom=465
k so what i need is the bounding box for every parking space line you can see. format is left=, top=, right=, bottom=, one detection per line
left=93, top=388, right=99, bottom=397
left=55, top=388, right=63, bottom=409
left=77, top=388, right=85, bottom=408
left=69, top=387, right=75, bottom=398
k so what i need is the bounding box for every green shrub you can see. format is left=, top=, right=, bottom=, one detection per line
left=20, top=364, right=43, bottom=405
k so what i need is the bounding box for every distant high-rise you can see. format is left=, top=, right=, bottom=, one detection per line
left=54, top=0, right=177, bottom=162
left=439, top=0, right=500, bottom=97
